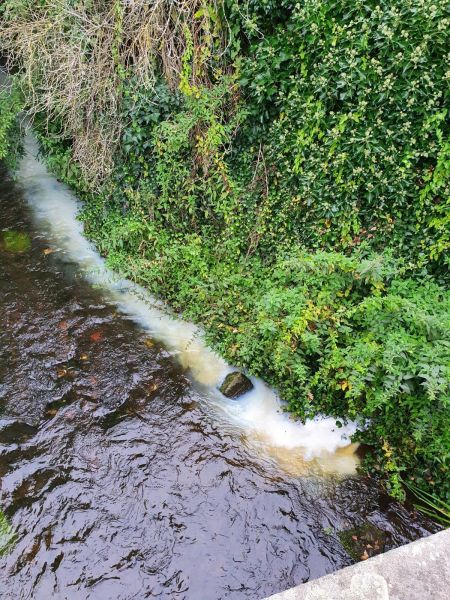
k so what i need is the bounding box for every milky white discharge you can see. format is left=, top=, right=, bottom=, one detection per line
left=18, top=131, right=359, bottom=476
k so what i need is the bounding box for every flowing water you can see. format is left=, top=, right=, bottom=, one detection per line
left=0, top=138, right=439, bottom=599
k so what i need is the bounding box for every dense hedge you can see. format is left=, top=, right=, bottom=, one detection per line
left=231, top=0, right=450, bottom=271
left=1, top=0, right=449, bottom=502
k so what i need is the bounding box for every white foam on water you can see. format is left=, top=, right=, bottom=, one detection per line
left=17, top=130, right=359, bottom=476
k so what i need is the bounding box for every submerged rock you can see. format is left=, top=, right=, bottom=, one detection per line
left=338, top=522, right=388, bottom=561
left=0, top=418, right=37, bottom=444
left=219, top=371, right=253, bottom=399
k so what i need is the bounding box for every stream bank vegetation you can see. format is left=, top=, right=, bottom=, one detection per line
left=0, top=0, right=449, bottom=506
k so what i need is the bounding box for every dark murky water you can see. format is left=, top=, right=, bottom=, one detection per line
left=0, top=164, right=439, bottom=599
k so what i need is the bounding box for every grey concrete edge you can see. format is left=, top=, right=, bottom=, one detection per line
left=264, top=528, right=449, bottom=600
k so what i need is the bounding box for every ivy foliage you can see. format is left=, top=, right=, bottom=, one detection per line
left=227, top=0, right=450, bottom=272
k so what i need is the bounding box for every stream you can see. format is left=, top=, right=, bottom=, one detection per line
left=0, top=138, right=439, bottom=600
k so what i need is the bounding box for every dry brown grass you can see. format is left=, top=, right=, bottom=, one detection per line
left=0, top=0, right=227, bottom=184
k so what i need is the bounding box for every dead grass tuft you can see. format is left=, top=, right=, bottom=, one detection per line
left=0, top=0, right=227, bottom=185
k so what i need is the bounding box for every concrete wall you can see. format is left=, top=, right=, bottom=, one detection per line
left=265, top=529, right=449, bottom=600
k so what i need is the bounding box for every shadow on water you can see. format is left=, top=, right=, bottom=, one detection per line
left=0, top=163, right=440, bottom=599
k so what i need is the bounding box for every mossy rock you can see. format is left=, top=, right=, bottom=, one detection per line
left=0, top=418, right=37, bottom=444
left=219, top=371, right=253, bottom=398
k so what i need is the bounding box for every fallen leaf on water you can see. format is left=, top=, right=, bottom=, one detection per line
left=43, top=248, right=54, bottom=255
left=90, top=330, right=103, bottom=342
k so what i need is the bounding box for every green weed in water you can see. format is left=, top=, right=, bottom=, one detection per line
left=338, top=522, right=387, bottom=561
left=2, top=230, right=31, bottom=253
left=0, top=509, right=16, bottom=556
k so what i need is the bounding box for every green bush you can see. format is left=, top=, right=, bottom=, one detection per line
left=228, top=0, right=450, bottom=274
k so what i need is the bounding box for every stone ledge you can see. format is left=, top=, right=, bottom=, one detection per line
left=264, top=529, right=449, bottom=600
